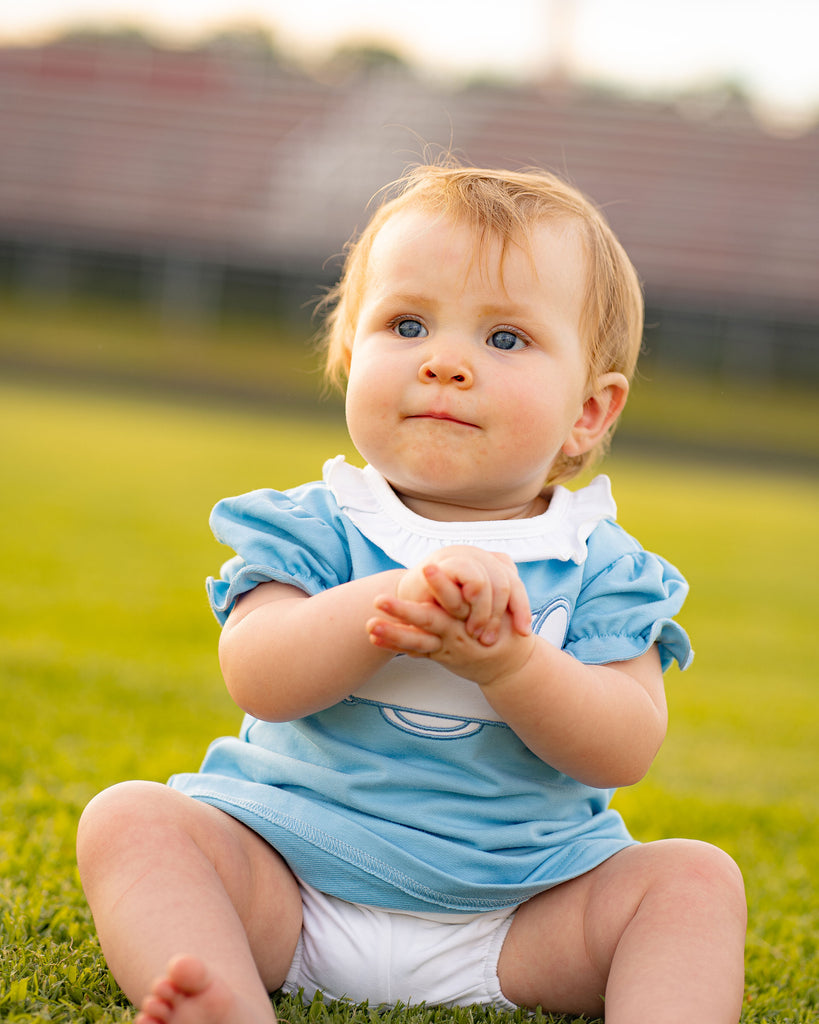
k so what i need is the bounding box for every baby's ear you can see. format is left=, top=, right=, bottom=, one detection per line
left=562, top=372, right=629, bottom=458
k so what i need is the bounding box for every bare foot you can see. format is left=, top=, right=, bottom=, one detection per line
left=134, top=955, right=275, bottom=1024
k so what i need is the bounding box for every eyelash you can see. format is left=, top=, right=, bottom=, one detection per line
left=390, top=317, right=530, bottom=351
left=487, top=327, right=528, bottom=351
left=390, top=316, right=427, bottom=339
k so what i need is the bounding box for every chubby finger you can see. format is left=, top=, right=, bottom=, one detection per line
left=475, top=553, right=531, bottom=641
left=366, top=616, right=443, bottom=656
left=507, top=573, right=533, bottom=636
left=373, top=594, right=454, bottom=633
left=428, top=557, right=494, bottom=637
left=421, top=564, right=471, bottom=620
left=463, top=557, right=512, bottom=643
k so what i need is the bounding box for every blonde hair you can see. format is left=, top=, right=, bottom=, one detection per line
left=320, top=162, right=644, bottom=485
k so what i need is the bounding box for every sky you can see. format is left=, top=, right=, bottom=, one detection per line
left=2, top=0, right=818, bottom=126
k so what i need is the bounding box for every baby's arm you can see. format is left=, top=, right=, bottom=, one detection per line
left=370, top=569, right=667, bottom=789
left=218, top=571, right=406, bottom=721
left=220, top=546, right=529, bottom=723
left=480, top=639, right=666, bottom=787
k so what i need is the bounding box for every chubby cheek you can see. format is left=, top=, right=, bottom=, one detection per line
left=491, top=378, right=545, bottom=437
left=344, top=373, right=395, bottom=462
left=489, top=379, right=571, bottom=470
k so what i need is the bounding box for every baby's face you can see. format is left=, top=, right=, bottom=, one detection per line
left=344, top=208, right=592, bottom=521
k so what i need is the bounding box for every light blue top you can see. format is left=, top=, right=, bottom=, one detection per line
left=169, top=457, right=692, bottom=913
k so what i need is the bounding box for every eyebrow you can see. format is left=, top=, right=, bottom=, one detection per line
left=371, top=292, right=540, bottom=322
left=373, top=291, right=437, bottom=309
left=475, top=302, right=539, bottom=321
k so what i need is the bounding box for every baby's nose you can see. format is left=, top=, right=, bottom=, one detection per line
left=418, top=345, right=473, bottom=386
left=420, top=365, right=469, bottom=384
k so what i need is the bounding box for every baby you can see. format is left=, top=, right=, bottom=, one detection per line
left=77, top=163, right=747, bottom=1024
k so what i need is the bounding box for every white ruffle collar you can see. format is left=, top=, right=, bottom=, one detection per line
left=323, top=456, right=616, bottom=566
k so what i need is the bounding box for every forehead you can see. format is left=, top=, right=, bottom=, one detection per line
left=363, top=206, right=588, bottom=306
left=365, top=208, right=480, bottom=283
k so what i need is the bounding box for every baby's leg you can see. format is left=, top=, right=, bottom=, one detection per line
left=77, top=781, right=302, bottom=1024
left=498, top=839, right=746, bottom=1023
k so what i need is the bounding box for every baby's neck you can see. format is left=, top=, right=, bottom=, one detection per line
left=397, top=490, right=551, bottom=522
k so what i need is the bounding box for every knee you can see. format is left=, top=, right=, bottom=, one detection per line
left=656, top=839, right=747, bottom=925
left=77, top=780, right=171, bottom=876
left=676, top=840, right=744, bottom=893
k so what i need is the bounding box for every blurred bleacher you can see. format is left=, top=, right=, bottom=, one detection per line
left=1, top=36, right=817, bottom=380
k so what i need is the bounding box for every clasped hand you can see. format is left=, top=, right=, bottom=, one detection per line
left=366, top=546, right=535, bottom=686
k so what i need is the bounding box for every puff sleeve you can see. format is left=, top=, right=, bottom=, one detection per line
left=564, top=520, right=693, bottom=672
left=206, top=483, right=353, bottom=625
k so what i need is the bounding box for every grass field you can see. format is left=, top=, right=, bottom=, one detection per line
left=1, top=377, right=817, bottom=1022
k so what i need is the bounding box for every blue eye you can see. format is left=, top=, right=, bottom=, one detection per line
left=488, top=330, right=525, bottom=351
left=394, top=318, right=428, bottom=339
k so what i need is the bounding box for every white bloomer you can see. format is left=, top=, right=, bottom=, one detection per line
left=282, top=879, right=519, bottom=1010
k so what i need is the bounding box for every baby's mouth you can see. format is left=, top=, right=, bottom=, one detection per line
left=409, top=411, right=479, bottom=429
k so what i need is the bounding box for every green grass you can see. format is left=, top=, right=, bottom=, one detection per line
left=1, top=378, right=817, bottom=1022
left=0, top=291, right=332, bottom=411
